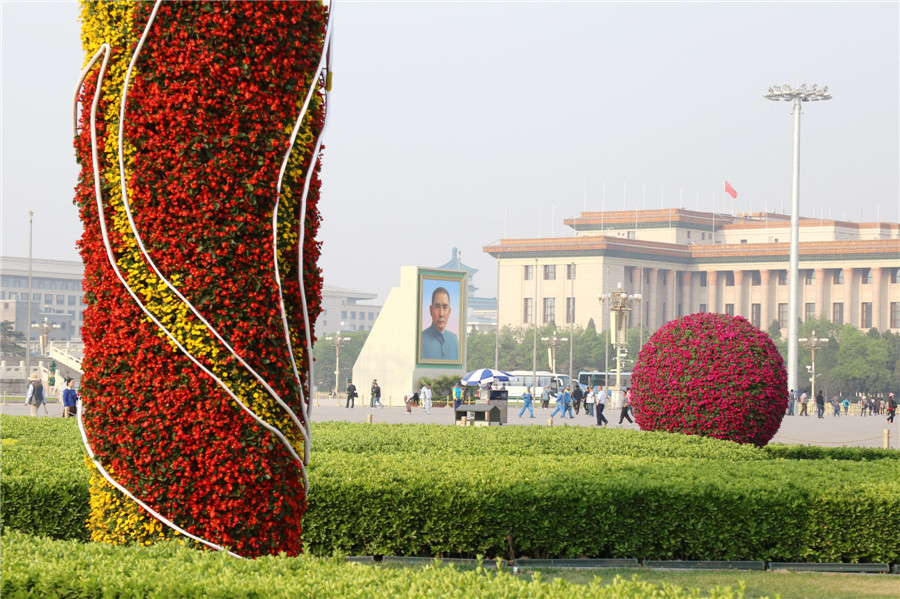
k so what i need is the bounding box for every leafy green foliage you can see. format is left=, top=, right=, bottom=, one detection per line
left=312, top=329, right=370, bottom=393
left=0, top=320, right=25, bottom=358
left=2, top=416, right=898, bottom=563
left=1, top=531, right=760, bottom=599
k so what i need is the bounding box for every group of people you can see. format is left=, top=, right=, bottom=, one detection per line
left=794, top=389, right=896, bottom=422
left=24, top=374, right=78, bottom=418
left=518, top=384, right=634, bottom=427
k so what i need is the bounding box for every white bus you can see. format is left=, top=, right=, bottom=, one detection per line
left=577, top=371, right=633, bottom=393
left=506, top=370, right=571, bottom=400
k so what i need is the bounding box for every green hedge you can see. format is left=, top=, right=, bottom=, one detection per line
left=2, top=416, right=898, bottom=563
left=0, top=531, right=759, bottom=599
left=0, top=417, right=90, bottom=541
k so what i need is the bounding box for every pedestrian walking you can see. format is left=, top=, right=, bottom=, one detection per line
left=815, top=390, right=825, bottom=419
left=887, top=393, right=897, bottom=424
left=24, top=375, right=46, bottom=417
left=618, top=388, right=634, bottom=425
left=371, top=379, right=384, bottom=409
left=452, top=382, right=463, bottom=410
left=62, top=378, right=78, bottom=418
left=595, top=386, right=609, bottom=426
left=583, top=386, right=595, bottom=417
left=541, top=386, right=551, bottom=410
left=404, top=391, right=418, bottom=413
left=799, top=391, right=809, bottom=416
left=787, top=389, right=796, bottom=416
left=421, top=383, right=433, bottom=415
left=346, top=380, right=357, bottom=409
left=518, top=386, right=535, bottom=418
left=572, top=384, right=583, bottom=415
left=549, top=385, right=572, bottom=419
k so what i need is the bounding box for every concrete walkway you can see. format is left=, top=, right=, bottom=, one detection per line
left=3, top=399, right=896, bottom=449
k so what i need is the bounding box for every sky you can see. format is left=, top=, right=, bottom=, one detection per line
left=2, top=1, right=898, bottom=305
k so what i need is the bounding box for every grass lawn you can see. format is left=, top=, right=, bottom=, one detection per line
left=525, top=567, right=899, bottom=599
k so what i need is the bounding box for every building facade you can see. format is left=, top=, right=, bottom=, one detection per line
left=484, top=209, right=900, bottom=334
left=1, top=257, right=86, bottom=343
left=315, top=285, right=382, bottom=335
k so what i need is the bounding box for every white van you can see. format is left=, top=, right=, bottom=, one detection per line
left=506, top=370, right=571, bottom=400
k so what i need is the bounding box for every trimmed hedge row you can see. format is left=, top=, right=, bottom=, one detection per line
left=0, top=530, right=759, bottom=599
left=2, top=417, right=898, bottom=562
left=304, top=453, right=899, bottom=562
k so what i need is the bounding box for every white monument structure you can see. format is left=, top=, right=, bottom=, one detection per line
left=352, top=266, right=467, bottom=406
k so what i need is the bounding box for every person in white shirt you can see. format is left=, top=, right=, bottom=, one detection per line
left=595, top=386, right=609, bottom=426
left=420, top=384, right=433, bottom=415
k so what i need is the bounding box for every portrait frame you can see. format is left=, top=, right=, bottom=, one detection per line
left=416, top=269, right=466, bottom=366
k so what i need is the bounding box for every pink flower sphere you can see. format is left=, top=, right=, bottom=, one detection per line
left=631, top=313, right=787, bottom=446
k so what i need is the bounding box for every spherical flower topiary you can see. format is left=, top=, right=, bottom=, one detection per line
left=631, top=312, right=787, bottom=446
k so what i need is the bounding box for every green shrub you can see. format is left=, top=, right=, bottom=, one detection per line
left=0, top=530, right=760, bottom=599
left=2, top=416, right=898, bottom=563
left=763, top=443, right=899, bottom=461
left=0, top=417, right=90, bottom=541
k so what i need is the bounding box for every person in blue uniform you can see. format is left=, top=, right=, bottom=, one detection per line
left=421, top=287, right=459, bottom=360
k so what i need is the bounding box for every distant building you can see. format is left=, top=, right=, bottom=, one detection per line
left=484, top=209, right=900, bottom=334
left=436, top=247, right=497, bottom=331
left=0, top=257, right=85, bottom=343
left=316, top=285, right=382, bottom=334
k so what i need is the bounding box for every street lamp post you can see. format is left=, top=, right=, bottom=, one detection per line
left=325, top=324, right=350, bottom=407
left=764, top=82, right=831, bottom=401
left=541, top=332, right=568, bottom=375
left=599, top=283, right=641, bottom=409
left=799, top=330, right=828, bottom=404
left=31, top=317, right=60, bottom=357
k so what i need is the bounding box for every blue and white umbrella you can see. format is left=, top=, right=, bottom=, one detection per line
left=460, top=368, right=518, bottom=386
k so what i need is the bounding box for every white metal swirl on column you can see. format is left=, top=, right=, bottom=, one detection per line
left=116, top=0, right=327, bottom=466
left=74, top=43, right=243, bottom=558
left=72, top=1, right=334, bottom=556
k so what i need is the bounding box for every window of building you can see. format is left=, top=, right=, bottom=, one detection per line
left=523, top=265, right=533, bottom=281
left=833, top=270, right=844, bottom=285
left=777, top=271, right=788, bottom=285
left=701, top=232, right=706, bottom=240
left=861, top=268, right=873, bottom=284
left=804, top=303, right=816, bottom=322
left=68, top=296, right=76, bottom=306
left=777, top=303, right=788, bottom=328
left=751, top=304, right=761, bottom=328
left=369, top=312, right=374, bottom=320
left=861, top=302, right=873, bottom=329
left=0, top=293, right=5, bottom=300
left=523, top=298, right=532, bottom=324
left=740, top=239, right=747, bottom=244
left=724, top=272, right=735, bottom=287
left=724, top=303, right=734, bottom=316
left=33, top=293, right=40, bottom=301
left=677, top=303, right=683, bottom=318
left=832, top=303, right=844, bottom=325
left=749, top=271, right=761, bottom=286
left=890, top=302, right=900, bottom=328
left=687, top=231, right=692, bottom=239
left=340, top=310, right=347, bottom=319
left=543, top=265, right=556, bottom=280
left=566, top=264, right=576, bottom=280
left=891, top=269, right=900, bottom=284
left=626, top=231, right=636, bottom=239
left=803, top=270, right=815, bottom=285
left=542, top=297, right=555, bottom=324
left=699, top=272, right=707, bottom=288
left=699, top=303, right=707, bottom=313
left=44, top=294, right=52, bottom=304
left=9, top=292, right=17, bottom=300
left=565, top=297, right=575, bottom=324
left=350, top=311, right=356, bottom=319
left=56, top=294, right=64, bottom=304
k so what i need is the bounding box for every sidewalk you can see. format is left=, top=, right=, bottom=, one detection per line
left=3, top=400, right=896, bottom=449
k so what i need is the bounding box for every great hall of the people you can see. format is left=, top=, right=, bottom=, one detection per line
left=484, top=209, right=900, bottom=334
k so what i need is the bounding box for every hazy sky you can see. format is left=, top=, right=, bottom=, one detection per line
left=2, top=1, right=898, bottom=304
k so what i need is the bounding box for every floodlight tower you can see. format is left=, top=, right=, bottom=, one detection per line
left=599, top=283, right=641, bottom=409
left=763, top=83, right=831, bottom=399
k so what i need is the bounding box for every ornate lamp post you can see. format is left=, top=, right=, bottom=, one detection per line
left=799, top=330, right=828, bottom=403
left=599, top=283, right=641, bottom=409
left=31, top=317, right=60, bottom=357
left=324, top=323, right=350, bottom=406
left=541, top=331, right=568, bottom=375
left=764, top=83, right=831, bottom=401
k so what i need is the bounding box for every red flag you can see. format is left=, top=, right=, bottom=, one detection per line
left=724, top=181, right=738, bottom=199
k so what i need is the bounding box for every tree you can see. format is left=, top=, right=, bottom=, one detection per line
left=0, top=321, right=25, bottom=358
left=311, top=330, right=369, bottom=393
